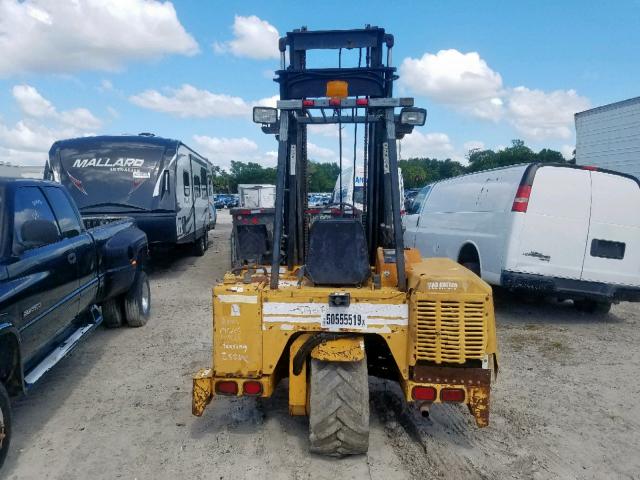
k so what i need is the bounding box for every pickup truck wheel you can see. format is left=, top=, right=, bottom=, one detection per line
left=102, top=299, right=124, bottom=328
left=124, top=271, right=151, bottom=327
left=204, top=232, right=209, bottom=251
left=0, top=383, right=11, bottom=469
left=193, top=236, right=206, bottom=257
left=309, top=357, right=370, bottom=456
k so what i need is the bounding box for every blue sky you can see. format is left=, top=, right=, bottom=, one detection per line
left=1, top=0, right=639, bottom=167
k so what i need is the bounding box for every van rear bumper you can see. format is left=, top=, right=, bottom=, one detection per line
left=501, top=271, right=640, bottom=302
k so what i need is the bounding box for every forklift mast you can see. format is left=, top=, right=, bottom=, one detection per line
left=253, top=26, right=426, bottom=291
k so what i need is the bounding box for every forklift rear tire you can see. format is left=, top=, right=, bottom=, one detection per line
left=124, top=271, right=151, bottom=328
left=0, top=382, right=11, bottom=469
left=309, top=357, right=370, bottom=457
left=102, top=298, right=124, bottom=328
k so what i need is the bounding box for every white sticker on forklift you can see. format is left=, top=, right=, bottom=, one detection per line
left=217, top=295, right=258, bottom=304
left=263, top=303, right=408, bottom=328
left=231, top=304, right=241, bottom=316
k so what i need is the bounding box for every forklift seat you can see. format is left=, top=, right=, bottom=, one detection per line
left=306, top=218, right=371, bottom=286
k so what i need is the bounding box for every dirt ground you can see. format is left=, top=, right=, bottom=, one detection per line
left=3, top=210, right=640, bottom=480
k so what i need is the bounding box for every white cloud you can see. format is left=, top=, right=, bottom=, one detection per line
left=506, top=86, right=590, bottom=140
left=213, top=15, right=279, bottom=60
left=400, top=131, right=455, bottom=159
left=130, top=84, right=251, bottom=118
left=560, top=144, right=575, bottom=159
left=400, top=48, right=591, bottom=141
left=99, top=79, right=114, bottom=92
left=255, top=95, right=279, bottom=108
left=192, top=135, right=276, bottom=169
left=307, top=142, right=336, bottom=162
left=12, top=84, right=102, bottom=130
left=400, top=49, right=504, bottom=120
left=0, top=0, right=198, bottom=76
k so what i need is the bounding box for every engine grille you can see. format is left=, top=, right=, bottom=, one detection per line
left=415, top=299, right=487, bottom=364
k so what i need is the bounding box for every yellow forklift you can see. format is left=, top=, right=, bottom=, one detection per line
left=193, top=26, right=497, bottom=456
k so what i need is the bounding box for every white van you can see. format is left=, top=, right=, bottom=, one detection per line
left=404, top=163, right=640, bottom=312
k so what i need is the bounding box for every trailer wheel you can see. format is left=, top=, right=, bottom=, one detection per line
left=102, top=298, right=124, bottom=328
left=193, top=236, right=206, bottom=257
left=309, top=357, right=369, bottom=456
left=0, top=382, right=11, bottom=469
left=124, top=271, right=151, bottom=328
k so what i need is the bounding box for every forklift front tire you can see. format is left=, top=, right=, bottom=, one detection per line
left=0, top=382, right=11, bottom=469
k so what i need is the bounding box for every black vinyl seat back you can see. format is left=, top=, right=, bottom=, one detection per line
left=306, top=218, right=370, bottom=286
left=236, top=224, right=269, bottom=263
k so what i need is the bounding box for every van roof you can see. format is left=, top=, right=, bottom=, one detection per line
left=429, top=162, right=640, bottom=188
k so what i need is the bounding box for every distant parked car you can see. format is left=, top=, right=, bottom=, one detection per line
left=404, top=163, right=640, bottom=313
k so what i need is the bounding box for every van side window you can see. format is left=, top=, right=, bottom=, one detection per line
left=193, top=175, right=201, bottom=197
left=43, top=187, right=83, bottom=238
left=13, top=187, right=61, bottom=255
left=183, top=170, right=191, bottom=197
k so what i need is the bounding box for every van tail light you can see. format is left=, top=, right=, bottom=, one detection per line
left=440, top=388, right=465, bottom=402
left=215, top=381, right=238, bottom=396
left=243, top=381, right=263, bottom=396
left=412, top=386, right=436, bottom=401
left=512, top=185, right=532, bottom=213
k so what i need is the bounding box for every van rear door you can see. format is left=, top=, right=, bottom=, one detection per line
left=581, top=171, right=640, bottom=286
left=514, top=166, right=591, bottom=279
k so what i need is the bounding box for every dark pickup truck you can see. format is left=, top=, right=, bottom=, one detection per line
left=0, top=179, right=151, bottom=468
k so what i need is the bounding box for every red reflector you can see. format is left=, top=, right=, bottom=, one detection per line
left=238, top=209, right=252, bottom=215
left=303, top=99, right=315, bottom=107
left=511, top=185, right=532, bottom=213
left=356, top=98, right=368, bottom=106
left=329, top=98, right=341, bottom=106
left=440, top=388, right=465, bottom=402
left=215, top=381, right=238, bottom=396
left=582, top=165, right=598, bottom=171
left=412, top=386, right=436, bottom=401
left=306, top=208, right=321, bottom=214
left=251, top=217, right=259, bottom=225
left=243, top=381, right=263, bottom=396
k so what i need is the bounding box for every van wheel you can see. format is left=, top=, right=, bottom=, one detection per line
left=309, top=357, right=369, bottom=457
left=203, top=231, right=209, bottom=251
left=102, top=298, right=124, bottom=328
left=574, top=299, right=612, bottom=315
left=0, top=383, right=11, bottom=469
left=193, top=236, right=206, bottom=257
left=124, top=271, right=151, bottom=328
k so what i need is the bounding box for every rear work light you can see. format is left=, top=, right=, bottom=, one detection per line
left=243, top=381, right=263, bottom=396
left=303, top=99, right=315, bottom=107
left=215, top=381, right=238, bottom=396
left=440, top=388, right=465, bottom=402
left=412, top=386, right=437, bottom=401
left=511, top=185, right=532, bottom=212
left=356, top=98, right=369, bottom=106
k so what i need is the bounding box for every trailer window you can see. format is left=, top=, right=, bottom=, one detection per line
left=183, top=170, right=191, bottom=197
left=201, top=168, right=208, bottom=198
left=194, top=175, right=201, bottom=197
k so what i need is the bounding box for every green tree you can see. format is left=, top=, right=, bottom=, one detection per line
left=308, top=161, right=340, bottom=192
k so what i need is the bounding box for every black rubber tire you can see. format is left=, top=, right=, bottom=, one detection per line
left=124, top=271, right=151, bottom=328
left=230, top=233, right=237, bottom=268
left=102, top=298, right=124, bottom=329
left=193, top=236, right=205, bottom=257
left=0, top=382, right=11, bottom=470
left=203, top=231, right=209, bottom=251
left=309, top=357, right=370, bottom=457
left=574, top=299, right=612, bottom=315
